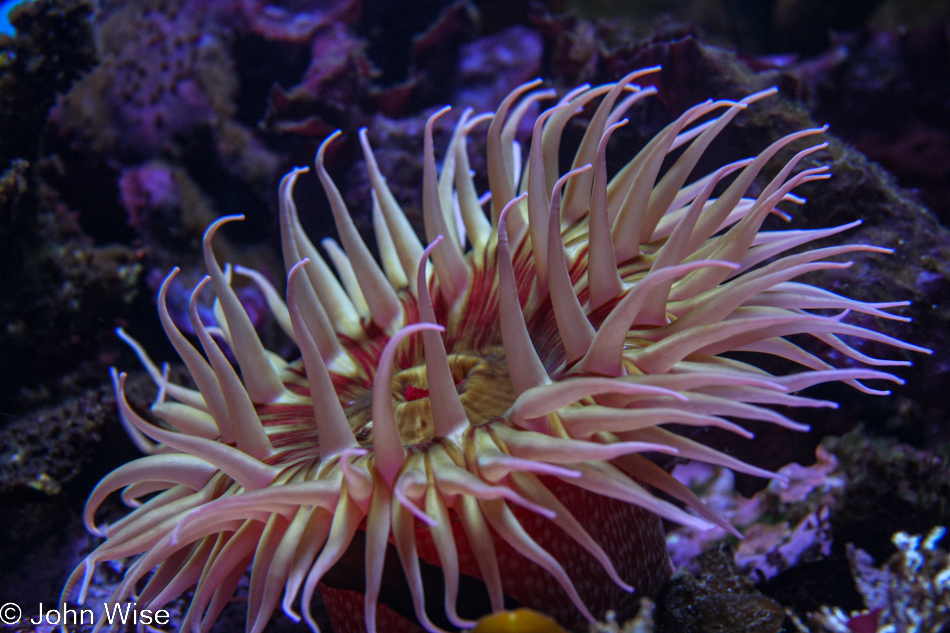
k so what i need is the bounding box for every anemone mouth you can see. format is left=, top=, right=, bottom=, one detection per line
left=452, top=349, right=517, bottom=426
left=346, top=348, right=517, bottom=446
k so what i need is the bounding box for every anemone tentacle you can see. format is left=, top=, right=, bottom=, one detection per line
left=65, top=74, right=928, bottom=633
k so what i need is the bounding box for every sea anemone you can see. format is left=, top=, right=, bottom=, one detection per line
left=63, top=70, right=927, bottom=633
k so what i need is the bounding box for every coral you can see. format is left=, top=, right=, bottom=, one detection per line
left=238, top=0, right=360, bottom=42
left=801, top=527, right=950, bottom=633
left=263, top=22, right=374, bottom=137
left=669, top=428, right=950, bottom=619
left=118, top=162, right=218, bottom=249
left=45, top=0, right=280, bottom=251
left=49, top=1, right=237, bottom=163
left=453, top=25, right=543, bottom=114
left=361, top=0, right=477, bottom=106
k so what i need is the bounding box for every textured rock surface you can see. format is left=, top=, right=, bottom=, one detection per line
left=654, top=545, right=787, bottom=633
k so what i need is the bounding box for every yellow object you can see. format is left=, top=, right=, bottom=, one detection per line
left=472, top=608, right=569, bottom=633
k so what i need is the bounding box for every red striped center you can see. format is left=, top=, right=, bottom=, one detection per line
left=403, top=384, right=429, bottom=401
left=403, top=378, right=467, bottom=402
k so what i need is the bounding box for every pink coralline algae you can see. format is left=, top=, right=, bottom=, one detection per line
left=454, top=25, right=544, bottom=114
left=239, top=0, right=360, bottom=42
left=116, top=161, right=222, bottom=249
left=49, top=5, right=236, bottom=162
left=668, top=446, right=844, bottom=580
left=119, top=164, right=182, bottom=231
left=264, top=22, right=372, bottom=137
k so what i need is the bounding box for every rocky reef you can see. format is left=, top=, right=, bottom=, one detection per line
left=1, top=0, right=948, bottom=631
